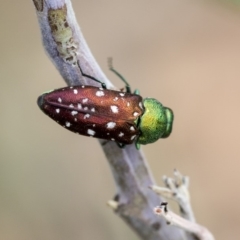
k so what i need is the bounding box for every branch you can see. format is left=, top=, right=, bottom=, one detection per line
left=151, top=169, right=195, bottom=222
left=32, top=0, right=185, bottom=239
left=151, top=170, right=215, bottom=240
left=154, top=203, right=215, bottom=240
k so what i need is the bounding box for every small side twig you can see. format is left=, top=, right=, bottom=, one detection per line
left=151, top=169, right=195, bottom=222
left=151, top=170, right=214, bottom=240
left=154, top=203, right=215, bottom=240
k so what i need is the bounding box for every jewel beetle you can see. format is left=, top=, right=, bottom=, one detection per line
left=37, top=61, right=174, bottom=149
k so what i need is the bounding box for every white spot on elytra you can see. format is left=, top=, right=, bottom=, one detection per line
left=119, top=93, right=125, bottom=97
left=106, top=122, right=116, bottom=129
left=87, top=129, right=95, bottom=136
left=82, top=98, right=88, bottom=103
left=133, top=112, right=138, bottom=117
left=131, top=135, right=136, bottom=140
left=139, top=102, right=143, bottom=109
left=69, top=104, right=74, bottom=108
left=78, top=103, right=82, bottom=109
left=71, top=111, right=78, bottom=116
left=73, top=89, right=78, bottom=94
left=56, top=109, right=60, bottom=113
left=111, top=138, right=115, bottom=141
left=65, top=122, right=71, bottom=127
left=58, top=97, right=62, bottom=103
left=113, top=97, right=118, bottom=101
left=84, top=114, right=90, bottom=119
left=130, top=126, right=135, bottom=131
left=93, top=124, right=96, bottom=127
left=82, top=85, right=85, bottom=88
left=70, top=86, right=73, bottom=89
left=119, top=132, right=124, bottom=137
left=84, top=107, right=88, bottom=110
left=74, top=118, right=77, bottom=121
left=96, top=90, right=104, bottom=97
left=127, top=102, right=130, bottom=107
left=111, top=105, right=118, bottom=113
left=91, top=108, right=95, bottom=112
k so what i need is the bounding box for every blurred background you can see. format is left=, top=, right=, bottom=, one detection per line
left=1, top=0, right=240, bottom=239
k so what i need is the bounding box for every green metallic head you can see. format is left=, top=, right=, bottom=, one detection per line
left=136, top=98, right=174, bottom=148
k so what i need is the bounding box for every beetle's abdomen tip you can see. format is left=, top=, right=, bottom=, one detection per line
left=37, top=94, right=45, bottom=109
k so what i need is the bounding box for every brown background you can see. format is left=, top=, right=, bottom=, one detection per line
left=1, top=1, right=240, bottom=239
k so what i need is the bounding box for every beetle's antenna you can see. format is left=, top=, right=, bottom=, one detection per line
left=108, top=58, right=131, bottom=93
left=77, top=60, right=107, bottom=89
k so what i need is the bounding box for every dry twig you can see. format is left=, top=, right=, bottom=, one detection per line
left=32, top=1, right=214, bottom=240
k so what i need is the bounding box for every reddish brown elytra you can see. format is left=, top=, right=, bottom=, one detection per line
left=38, top=85, right=143, bottom=144
left=37, top=61, right=174, bottom=149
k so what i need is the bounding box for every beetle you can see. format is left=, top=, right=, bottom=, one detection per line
left=37, top=60, right=174, bottom=149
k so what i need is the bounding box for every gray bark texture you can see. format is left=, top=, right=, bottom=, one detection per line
left=32, top=0, right=185, bottom=239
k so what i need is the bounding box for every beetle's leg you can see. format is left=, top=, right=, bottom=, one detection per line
left=77, top=61, right=107, bottom=89
left=118, top=142, right=140, bottom=149
left=117, top=142, right=125, bottom=148
left=133, top=89, right=140, bottom=95
left=135, top=142, right=141, bottom=150
left=108, top=58, right=132, bottom=93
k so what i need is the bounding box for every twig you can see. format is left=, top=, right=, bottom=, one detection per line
left=151, top=170, right=215, bottom=240
left=154, top=203, right=215, bottom=240
left=151, top=169, right=195, bottom=222
left=32, top=0, right=185, bottom=239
